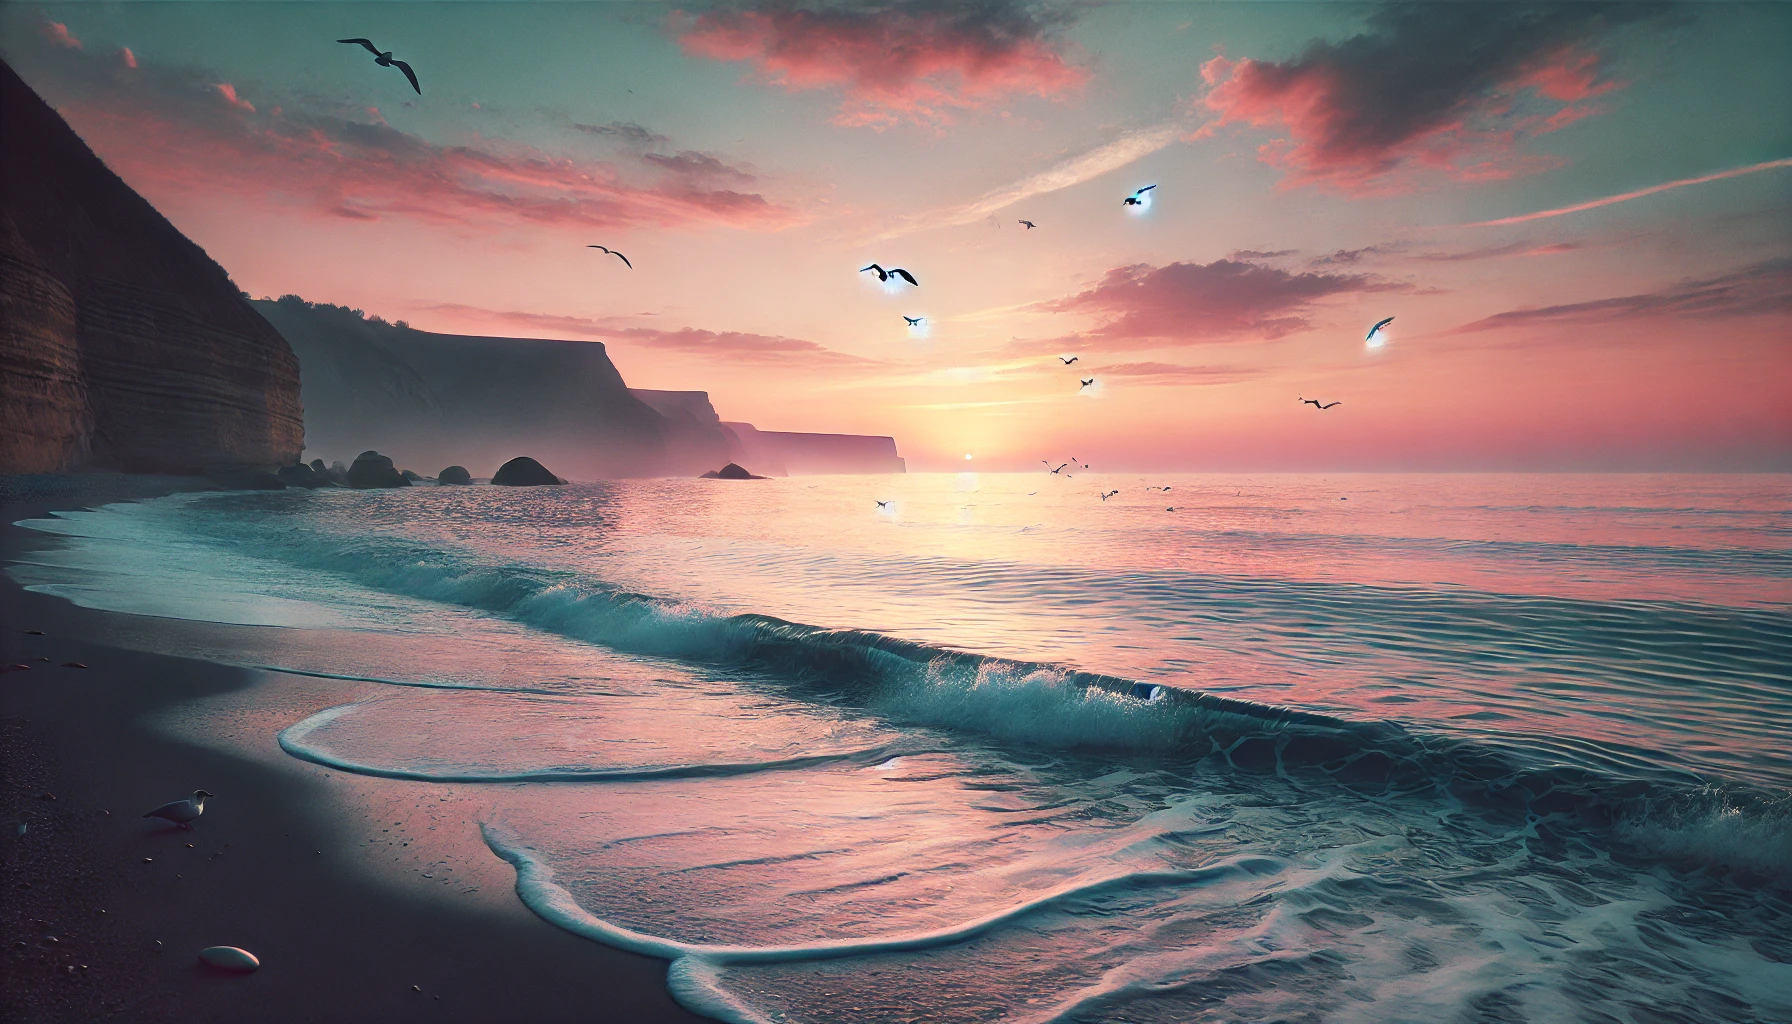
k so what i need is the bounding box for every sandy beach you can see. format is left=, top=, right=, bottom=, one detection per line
left=1, top=483, right=712, bottom=1024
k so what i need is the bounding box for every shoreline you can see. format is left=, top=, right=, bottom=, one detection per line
left=1, top=479, right=713, bottom=1023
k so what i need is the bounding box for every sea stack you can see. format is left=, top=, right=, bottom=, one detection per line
left=700, top=463, right=765, bottom=480
left=491, top=457, right=563, bottom=486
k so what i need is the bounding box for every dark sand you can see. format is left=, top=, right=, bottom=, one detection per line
left=1, top=481, right=713, bottom=1023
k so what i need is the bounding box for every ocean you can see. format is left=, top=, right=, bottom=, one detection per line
left=9, top=472, right=1792, bottom=1023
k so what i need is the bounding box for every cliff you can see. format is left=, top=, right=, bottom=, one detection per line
left=628, top=390, right=740, bottom=474
left=0, top=59, right=303, bottom=475
left=722, top=423, right=905, bottom=476
left=256, top=298, right=678, bottom=479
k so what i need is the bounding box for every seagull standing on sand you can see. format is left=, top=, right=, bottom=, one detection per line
left=143, top=790, right=213, bottom=830
left=587, top=245, right=632, bottom=269
left=337, top=39, right=420, bottom=94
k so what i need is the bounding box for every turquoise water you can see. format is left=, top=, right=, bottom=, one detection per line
left=11, top=473, right=1792, bottom=1022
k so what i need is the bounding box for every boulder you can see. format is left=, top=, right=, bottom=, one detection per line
left=346, top=450, right=410, bottom=489
left=438, top=465, right=472, bottom=485
left=198, top=946, right=260, bottom=972
left=700, top=462, right=764, bottom=480
left=401, top=469, right=424, bottom=482
left=491, top=456, right=563, bottom=486
left=276, top=463, right=328, bottom=488
left=309, top=458, right=348, bottom=486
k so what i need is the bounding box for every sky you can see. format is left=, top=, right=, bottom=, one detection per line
left=4, top=0, right=1789, bottom=472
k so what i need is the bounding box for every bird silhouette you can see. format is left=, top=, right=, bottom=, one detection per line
left=143, top=790, right=213, bottom=830
left=1059, top=356, right=1079, bottom=365
left=1366, top=316, right=1394, bottom=342
left=1019, top=220, right=1037, bottom=229
left=1079, top=378, right=1095, bottom=389
left=903, top=316, right=923, bottom=326
left=337, top=38, right=420, bottom=94
left=860, top=264, right=918, bottom=286
left=1100, top=490, right=1120, bottom=501
left=1299, top=397, right=1342, bottom=410
left=1122, top=185, right=1157, bottom=206
left=586, top=245, right=632, bottom=269
left=1047, top=463, right=1069, bottom=474
left=1166, top=507, right=1178, bottom=512
left=876, top=500, right=891, bottom=509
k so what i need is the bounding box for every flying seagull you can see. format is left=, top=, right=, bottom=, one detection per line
left=1366, top=316, right=1394, bottom=343
left=143, top=790, right=213, bottom=830
left=903, top=316, right=924, bottom=326
left=876, top=500, right=892, bottom=509
left=337, top=38, right=420, bottom=94
left=1047, top=463, right=1069, bottom=474
left=587, top=245, right=632, bottom=269
left=1299, top=397, right=1342, bottom=410
left=1100, top=490, right=1120, bottom=501
left=1123, top=185, right=1157, bottom=206
left=1079, top=378, right=1095, bottom=389
left=860, top=264, right=919, bottom=286
left=1019, top=220, right=1037, bottom=229
left=1059, top=356, right=1079, bottom=365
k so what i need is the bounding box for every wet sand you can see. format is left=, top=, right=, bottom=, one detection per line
left=1, top=483, right=713, bottom=1023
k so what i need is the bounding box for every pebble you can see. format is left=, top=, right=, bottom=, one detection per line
left=412, top=985, right=422, bottom=992
left=141, top=858, right=153, bottom=864
left=61, top=662, right=88, bottom=669
left=4, top=664, right=29, bottom=672
left=198, top=946, right=260, bottom=972
left=22, top=629, right=45, bottom=635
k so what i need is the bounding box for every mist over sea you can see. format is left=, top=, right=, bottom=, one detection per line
left=11, top=473, right=1791, bottom=1023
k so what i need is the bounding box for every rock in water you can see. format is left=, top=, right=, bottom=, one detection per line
left=276, top=463, right=328, bottom=488
left=401, top=469, right=424, bottom=482
left=437, top=465, right=471, bottom=485
left=347, top=450, right=409, bottom=489
left=198, top=946, right=259, bottom=972
left=491, top=457, right=563, bottom=486
left=700, top=462, right=764, bottom=480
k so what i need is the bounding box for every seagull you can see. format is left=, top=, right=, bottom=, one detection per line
left=903, top=316, right=923, bottom=326
left=1019, top=220, right=1037, bottom=229
left=587, top=245, right=632, bottom=269
left=143, top=790, right=213, bottom=830
left=1366, top=316, right=1394, bottom=343
left=1122, top=185, right=1157, bottom=206
left=1166, top=507, right=1178, bottom=512
left=1100, top=490, right=1120, bottom=501
left=860, top=264, right=918, bottom=286
left=1299, top=397, right=1342, bottom=410
left=1059, top=356, right=1079, bottom=365
left=1079, top=378, right=1095, bottom=389
left=337, top=39, right=420, bottom=94
left=876, top=500, right=892, bottom=509
left=1047, top=463, right=1069, bottom=474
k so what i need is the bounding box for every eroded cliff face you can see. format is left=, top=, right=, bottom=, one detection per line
left=0, top=59, right=303, bottom=475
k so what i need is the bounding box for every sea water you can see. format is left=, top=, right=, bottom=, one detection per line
left=9, top=473, right=1792, bottom=1023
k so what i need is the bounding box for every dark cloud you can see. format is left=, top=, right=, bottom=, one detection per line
left=1200, top=2, right=1667, bottom=192
left=673, top=0, right=1088, bottom=127
left=1311, top=243, right=1405, bottom=266
left=571, top=121, right=671, bottom=146
left=1227, top=248, right=1297, bottom=260
left=642, top=150, right=756, bottom=185
left=1036, top=258, right=1403, bottom=349
left=1454, top=259, right=1792, bottom=331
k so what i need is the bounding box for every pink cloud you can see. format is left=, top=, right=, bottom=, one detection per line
left=120, top=47, right=137, bottom=69
left=214, top=82, right=255, bottom=112
left=32, top=46, right=801, bottom=234
left=1196, top=5, right=1659, bottom=194
left=674, top=1, right=1088, bottom=127
left=1034, top=258, right=1401, bottom=350
left=37, top=15, right=81, bottom=50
